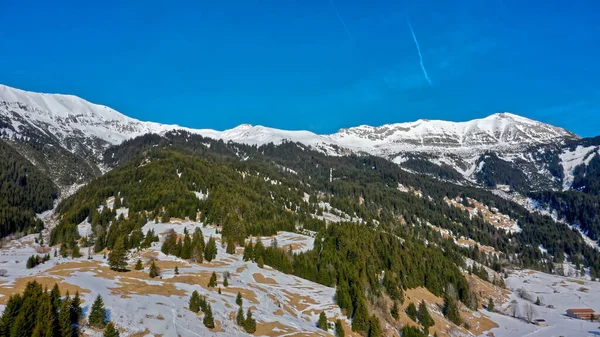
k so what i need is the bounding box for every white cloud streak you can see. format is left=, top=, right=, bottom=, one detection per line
left=407, top=20, right=432, bottom=86
left=328, top=0, right=353, bottom=40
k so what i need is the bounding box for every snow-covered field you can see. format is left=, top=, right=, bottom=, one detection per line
left=488, top=269, right=600, bottom=337
left=0, top=222, right=350, bottom=337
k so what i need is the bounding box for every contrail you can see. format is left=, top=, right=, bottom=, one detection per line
left=407, top=19, right=432, bottom=86
left=328, top=0, right=353, bottom=40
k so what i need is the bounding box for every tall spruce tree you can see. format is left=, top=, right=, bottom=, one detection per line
left=244, top=308, right=256, bottom=333
left=203, top=304, right=215, bottom=329
left=189, top=290, right=201, bottom=313
left=236, top=306, right=245, bottom=326
left=335, top=319, right=345, bottom=337
left=318, top=311, right=328, bottom=331
left=89, top=295, right=107, bottom=328
left=59, top=297, right=73, bottom=337
left=204, top=237, right=217, bottom=262
left=108, top=237, right=128, bottom=271
left=236, top=292, right=243, bottom=306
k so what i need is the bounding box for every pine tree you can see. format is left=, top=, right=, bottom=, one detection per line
left=204, top=237, right=217, bottom=262
left=89, top=295, right=107, bottom=328
left=189, top=290, right=201, bottom=313
left=203, top=303, right=215, bottom=329
left=149, top=261, right=159, bottom=278
left=72, top=244, right=82, bottom=258
left=108, top=237, right=128, bottom=271
left=487, top=298, right=494, bottom=312
left=244, top=308, right=256, bottom=333
left=218, top=287, right=222, bottom=294
left=223, top=275, right=228, bottom=287
left=59, top=296, right=73, bottom=337
left=391, top=301, right=399, bottom=320
left=418, top=300, right=434, bottom=331
left=535, top=296, right=541, bottom=306
left=0, top=294, right=21, bottom=336
left=335, top=319, right=345, bottom=337
left=243, top=240, right=254, bottom=261
left=368, top=315, right=382, bottom=337
left=351, top=298, right=369, bottom=333
left=406, top=302, right=418, bottom=321
left=318, top=311, right=328, bottom=331
left=175, top=266, right=179, bottom=275
left=226, top=238, right=235, bottom=254
left=104, top=322, right=119, bottom=337
left=32, top=292, right=54, bottom=337
left=180, top=235, right=192, bottom=259
left=236, top=306, right=245, bottom=326
left=236, top=292, right=243, bottom=306
left=70, top=291, right=83, bottom=325
left=134, top=259, right=143, bottom=270
left=208, top=271, right=217, bottom=287
left=257, top=256, right=264, bottom=268
left=60, top=243, right=68, bottom=258
left=50, top=284, right=61, bottom=312
left=443, top=295, right=461, bottom=325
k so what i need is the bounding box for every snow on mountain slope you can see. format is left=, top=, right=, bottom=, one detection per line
left=0, top=84, right=183, bottom=146
left=559, top=145, right=600, bottom=190
left=0, top=83, right=582, bottom=189
left=329, top=112, right=577, bottom=155
left=1, top=84, right=577, bottom=156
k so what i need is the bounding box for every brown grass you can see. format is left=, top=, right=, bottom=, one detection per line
left=0, top=276, right=90, bottom=304
left=253, top=273, right=278, bottom=285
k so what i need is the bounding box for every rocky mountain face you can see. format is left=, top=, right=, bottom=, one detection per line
left=0, top=83, right=594, bottom=194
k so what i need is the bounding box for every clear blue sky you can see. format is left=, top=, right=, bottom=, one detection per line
left=1, top=0, right=599, bottom=136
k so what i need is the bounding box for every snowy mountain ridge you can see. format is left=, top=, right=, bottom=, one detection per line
left=0, top=84, right=577, bottom=154
left=0, top=83, right=586, bottom=191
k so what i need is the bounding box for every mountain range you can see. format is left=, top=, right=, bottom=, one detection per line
left=1, top=83, right=597, bottom=195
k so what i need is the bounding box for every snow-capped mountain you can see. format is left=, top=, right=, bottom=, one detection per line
left=0, top=83, right=589, bottom=192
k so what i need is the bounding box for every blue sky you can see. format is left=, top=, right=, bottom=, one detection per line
left=1, top=0, right=598, bottom=136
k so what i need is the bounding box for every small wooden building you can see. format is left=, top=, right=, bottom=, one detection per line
left=533, top=319, right=548, bottom=326
left=566, top=308, right=595, bottom=320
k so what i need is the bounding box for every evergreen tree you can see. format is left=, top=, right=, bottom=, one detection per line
left=335, top=319, right=345, bottom=337
left=0, top=294, right=22, bottom=336
left=391, top=301, right=399, bottom=320
left=218, top=287, right=222, bottom=295
left=406, top=302, right=418, bottom=321
left=257, top=256, right=264, bottom=268
left=189, top=290, right=201, bottom=313
left=59, top=296, right=73, bottom=337
left=236, top=306, right=245, bottom=326
left=104, top=322, right=119, bottom=337
left=161, top=229, right=178, bottom=255
left=204, top=237, right=217, bottom=262
left=351, top=298, right=369, bottom=333
left=318, top=311, right=328, bottom=331
left=134, top=259, right=143, bottom=270
left=89, top=295, right=107, bottom=328
left=535, top=296, right=541, bottom=306
left=418, top=301, right=434, bottom=331
left=175, top=266, right=179, bottom=275
left=203, top=304, right=215, bottom=329
left=236, top=292, right=243, bottom=306
left=208, top=271, right=217, bottom=287
left=487, top=298, right=494, bottom=312
left=180, top=235, right=192, bottom=259
left=443, top=295, right=462, bottom=325
left=70, top=291, right=83, bottom=326
left=223, top=275, right=228, bottom=287
left=60, top=243, right=68, bottom=258
left=368, top=315, right=382, bottom=337
left=50, top=284, right=61, bottom=312
left=72, top=244, right=82, bottom=258
left=108, top=237, right=128, bottom=271
left=243, top=308, right=256, bottom=333
left=226, top=238, right=236, bottom=254
left=243, top=241, right=254, bottom=262
left=149, top=261, right=159, bottom=278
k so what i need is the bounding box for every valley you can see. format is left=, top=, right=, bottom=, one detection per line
left=1, top=84, right=600, bottom=337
